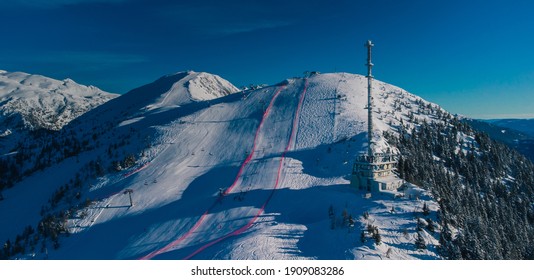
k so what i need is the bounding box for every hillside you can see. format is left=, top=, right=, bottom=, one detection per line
left=386, top=119, right=534, bottom=259
left=466, top=119, right=534, bottom=162
left=1, top=71, right=532, bottom=260
left=0, top=70, right=118, bottom=154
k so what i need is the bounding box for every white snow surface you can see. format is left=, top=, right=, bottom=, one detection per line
left=144, top=71, right=239, bottom=111
left=0, top=72, right=444, bottom=260
left=0, top=70, right=118, bottom=131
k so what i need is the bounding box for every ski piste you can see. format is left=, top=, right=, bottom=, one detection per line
left=140, top=79, right=309, bottom=259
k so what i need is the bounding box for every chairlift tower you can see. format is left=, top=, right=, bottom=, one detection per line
left=124, top=189, right=134, bottom=207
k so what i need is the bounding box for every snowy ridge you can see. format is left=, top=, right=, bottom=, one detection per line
left=0, top=70, right=118, bottom=132
left=145, top=71, right=239, bottom=111
left=0, top=72, right=445, bottom=260
left=69, top=71, right=239, bottom=131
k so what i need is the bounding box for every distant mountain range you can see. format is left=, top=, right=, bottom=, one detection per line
left=484, top=119, right=534, bottom=137
left=467, top=119, right=534, bottom=162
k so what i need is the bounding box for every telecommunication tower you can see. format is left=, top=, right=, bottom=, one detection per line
left=350, top=40, right=403, bottom=193
left=365, top=40, right=374, bottom=157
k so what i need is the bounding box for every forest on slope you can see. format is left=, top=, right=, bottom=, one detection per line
left=386, top=117, right=534, bottom=259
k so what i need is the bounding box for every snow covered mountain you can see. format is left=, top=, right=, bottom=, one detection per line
left=0, top=70, right=118, bottom=132
left=0, top=70, right=118, bottom=157
left=147, top=70, right=239, bottom=107
left=1, top=71, right=532, bottom=260
left=66, top=70, right=239, bottom=130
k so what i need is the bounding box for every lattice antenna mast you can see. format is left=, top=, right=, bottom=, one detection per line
left=365, top=40, right=374, bottom=158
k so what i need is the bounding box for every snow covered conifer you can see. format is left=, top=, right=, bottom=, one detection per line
left=422, top=202, right=430, bottom=216
left=373, top=229, right=382, bottom=245
left=329, top=205, right=336, bottom=229
left=342, top=208, right=348, bottom=227
left=328, top=205, right=334, bottom=218
left=426, top=218, right=435, bottom=232
left=415, top=232, right=426, bottom=250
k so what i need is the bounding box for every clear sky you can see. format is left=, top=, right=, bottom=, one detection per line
left=1, top=0, right=533, bottom=119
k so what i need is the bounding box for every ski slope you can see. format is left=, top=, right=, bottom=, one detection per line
left=1, top=72, right=442, bottom=260
left=139, top=79, right=308, bottom=259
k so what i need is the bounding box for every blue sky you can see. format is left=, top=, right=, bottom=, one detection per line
left=1, top=0, right=533, bottom=119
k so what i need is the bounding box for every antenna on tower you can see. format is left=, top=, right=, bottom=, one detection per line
left=365, top=40, right=374, bottom=158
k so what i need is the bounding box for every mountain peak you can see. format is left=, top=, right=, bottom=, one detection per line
left=162, top=70, right=195, bottom=77
left=141, top=70, right=239, bottom=110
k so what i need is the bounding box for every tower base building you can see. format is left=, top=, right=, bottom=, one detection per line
left=350, top=152, right=403, bottom=192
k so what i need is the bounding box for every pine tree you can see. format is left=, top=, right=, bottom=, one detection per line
left=329, top=205, right=335, bottom=229
left=416, top=218, right=424, bottom=232
left=373, top=229, right=382, bottom=245
left=426, top=218, right=435, bottom=232
left=367, top=224, right=376, bottom=234
left=422, top=202, right=430, bottom=216
left=342, top=209, right=349, bottom=227
left=3, top=239, right=11, bottom=259
left=415, top=232, right=426, bottom=250
left=348, top=215, right=355, bottom=227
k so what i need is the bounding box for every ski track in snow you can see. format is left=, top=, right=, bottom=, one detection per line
left=139, top=79, right=309, bottom=260
left=182, top=79, right=309, bottom=260
left=139, top=82, right=291, bottom=259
